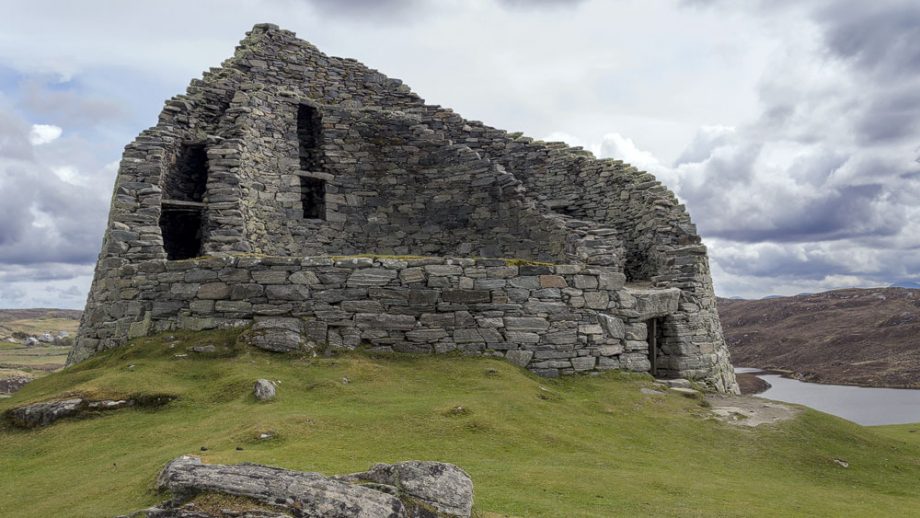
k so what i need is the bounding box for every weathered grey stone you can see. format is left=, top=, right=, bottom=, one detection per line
left=453, top=328, right=484, bottom=343
left=355, top=313, right=417, bottom=330
left=265, top=284, right=310, bottom=300
left=503, top=331, right=540, bottom=343
left=346, top=268, right=398, bottom=287
left=573, top=275, right=598, bottom=289
left=5, top=395, right=172, bottom=428
left=538, top=275, right=567, bottom=288
left=289, top=270, right=321, bottom=286
left=251, top=270, right=290, bottom=284
left=406, top=328, right=448, bottom=342
left=253, top=379, right=276, bottom=401
left=399, top=267, right=426, bottom=283
left=215, top=300, right=252, bottom=313
left=503, top=317, right=549, bottom=332
left=596, top=314, right=624, bottom=339
left=442, top=290, right=490, bottom=304
left=248, top=318, right=304, bottom=353
left=143, top=455, right=474, bottom=518
left=340, top=300, right=384, bottom=313
left=154, top=456, right=404, bottom=517
left=628, top=287, right=681, bottom=320
left=407, top=289, right=439, bottom=307
left=338, top=461, right=474, bottom=517
left=571, top=356, right=596, bottom=371
left=5, top=398, right=84, bottom=428
left=583, top=291, right=609, bottom=309
left=424, top=265, right=462, bottom=276
left=505, top=349, right=534, bottom=367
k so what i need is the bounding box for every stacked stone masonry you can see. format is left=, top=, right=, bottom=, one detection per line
left=71, top=24, right=738, bottom=393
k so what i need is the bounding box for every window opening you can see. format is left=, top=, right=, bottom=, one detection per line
left=297, top=104, right=323, bottom=171
left=159, top=208, right=203, bottom=260
left=300, top=176, right=326, bottom=220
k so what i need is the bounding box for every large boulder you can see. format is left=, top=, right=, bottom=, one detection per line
left=129, top=456, right=473, bottom=518
left=335, top=461, right=474, bottom=517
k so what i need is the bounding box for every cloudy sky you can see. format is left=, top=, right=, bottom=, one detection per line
left=0, top=0, right=918, bottom=308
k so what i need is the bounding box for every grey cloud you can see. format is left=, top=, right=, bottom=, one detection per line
left=20, top=79, right=127, bottom=126
left=663, top=0, right=920, bottom=262
left=0, top=110, right=34, bottom=160
left=497, top=0, right=587, bottom=9
left=0, top=109, right=109, bottom=267
left=817, top=1, right=920, bottom=80
left=0, top=263, right=94, bottom=284
left=856, top=85, right=920, bottom=144
left=294, top=0, right=425, bottom=19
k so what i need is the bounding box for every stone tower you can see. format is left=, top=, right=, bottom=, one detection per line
left=70, top=24, right=738, bottom=393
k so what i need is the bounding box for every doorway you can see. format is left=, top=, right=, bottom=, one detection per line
left=647, top=317, right=665, bottom=377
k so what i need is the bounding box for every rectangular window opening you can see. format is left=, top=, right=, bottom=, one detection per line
left=297, top=104, right=323, bottom=171
left=166, top=143, right=209, bottom=202
left=160, top=208, right=203, bottom=260
left=300, top=176, right=326, bottom=220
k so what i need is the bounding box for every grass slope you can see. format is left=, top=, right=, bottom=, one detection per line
left=1, top=330, right=919, bottom=517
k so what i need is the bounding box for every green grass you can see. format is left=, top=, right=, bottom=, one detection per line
left=871, top=422, right=920, bottom=447
left=1, top=329, right=919, bottom=517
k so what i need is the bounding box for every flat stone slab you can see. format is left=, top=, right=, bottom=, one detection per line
left=5, top=394, right=174, bottom=428
left=130, top=456, right=473, bottom=518
left=707, top=395, right=801, bottom=427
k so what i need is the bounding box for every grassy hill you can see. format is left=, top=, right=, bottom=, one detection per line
left=1, top=329, right=919, bottom=517
left=719, top=288, right=920, bottom=388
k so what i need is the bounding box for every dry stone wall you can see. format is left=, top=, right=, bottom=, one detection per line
left=72, top=24, right=738, bottom=393
left=72, top=255, right=676, bottom=379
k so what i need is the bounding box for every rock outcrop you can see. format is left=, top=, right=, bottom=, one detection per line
left=128, top=456, right=473, bottom=518
left=5, top=394, right=174, bottom=428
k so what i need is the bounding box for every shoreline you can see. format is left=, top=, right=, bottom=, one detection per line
left=735, top=367, right=920, bottom=392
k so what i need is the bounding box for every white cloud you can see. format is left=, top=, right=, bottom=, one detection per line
left=28, top=123, right=61, bottom=145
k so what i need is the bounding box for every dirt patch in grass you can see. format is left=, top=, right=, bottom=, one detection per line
left=707, top=394, right=801, bottom=427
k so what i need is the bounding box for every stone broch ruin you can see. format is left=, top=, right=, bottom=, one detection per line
left=69, top=24, right=738, bottom=393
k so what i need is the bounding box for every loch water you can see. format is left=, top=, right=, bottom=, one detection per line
left=735, top=367, right=920, bottom=426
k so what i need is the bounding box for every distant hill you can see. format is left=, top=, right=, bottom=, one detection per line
left=0, top=309, right=82, bottom=322
left=719, top=288, right=920, bottom=388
